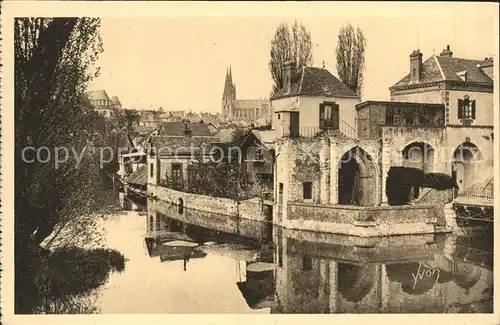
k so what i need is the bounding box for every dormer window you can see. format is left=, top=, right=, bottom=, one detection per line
left=458, top=95, right=476, bottom=121
left=322, top=85, right=331, bottom=95
left=457, top=70, right=468, bottom=82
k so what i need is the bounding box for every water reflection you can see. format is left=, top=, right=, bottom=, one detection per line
left=94, top=195, right=493, bottom=313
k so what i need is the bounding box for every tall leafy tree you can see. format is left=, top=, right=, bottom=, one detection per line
left=335, top=23, right=366, bottom=97
left=15, top=17, right=108, bottom=249
left=269, top=20, right=313, bottom=94
left=15, top=17, right=114, bottom=313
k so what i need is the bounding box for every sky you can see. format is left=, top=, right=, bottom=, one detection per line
left=89, top=4, right=496, bottom=113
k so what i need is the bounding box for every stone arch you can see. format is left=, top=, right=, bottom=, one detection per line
left=338, top=263, right=377, bottom=303
left=401, top=141, right=435, bottom=173
left=338, top=146, right=379, bottom=206
left=452, top=141, right=483, bottom=192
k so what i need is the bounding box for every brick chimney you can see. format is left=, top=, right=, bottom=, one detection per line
left=440, top=45, right=453, bottom=58
left=282, top=61, right=297, bottom=93
left=410, top=49, right=423, bottom=83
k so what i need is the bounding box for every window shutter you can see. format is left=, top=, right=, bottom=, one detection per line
left=319, top=103, right=325, bottom=129
left=457, top=98, right=463, bottom=119
left=333, top=103, right=340, bottom=129
left=471, top=99, right=476, bottom=119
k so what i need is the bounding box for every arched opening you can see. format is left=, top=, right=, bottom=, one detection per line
left=402, top=142, right=435, bottom=173
left=452, top=142, right=482, bottom=193
left=453, top=261, right=481, bottom=294
left=338, top=147, right=378, bottom=206
left=386, top=263, right=444, bottom=295
left=338, top=263, right=376, bottom=303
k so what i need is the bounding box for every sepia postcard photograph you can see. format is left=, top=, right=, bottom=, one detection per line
left=0, top=1, right=499, bottom=324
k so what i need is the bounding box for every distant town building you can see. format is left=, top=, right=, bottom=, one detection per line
left=111, top=96, right=122, bottom=110
left=221, top=66, right=271, bottom=124
left=86, top=89, right=122, bottom=118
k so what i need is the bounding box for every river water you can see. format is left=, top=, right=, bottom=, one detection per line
left=87, top=197, right=493, bottom=314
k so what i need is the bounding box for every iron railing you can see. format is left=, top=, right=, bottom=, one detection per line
left=290, top=119, right=358, bottom=139
left=457, top=188, right=493, bottom=202
left=340, top=119, right=357, bottom=139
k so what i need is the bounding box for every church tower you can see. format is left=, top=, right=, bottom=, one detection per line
left=222, top=66, right=236, bottom=121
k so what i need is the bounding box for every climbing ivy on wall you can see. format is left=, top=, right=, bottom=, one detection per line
left=293, top=152, right=321, bottom=182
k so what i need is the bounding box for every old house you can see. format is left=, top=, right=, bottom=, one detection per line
left=147, top=133, right=215, bottom=191
left=238, top=130, right=276, bottom=219
left=271, top=61, right=360, bottom=138
left=388, top=46, right=494, bottom=194
left=271, top=62, right=383, bottom=226
left=118, top=126, right=160, bottom=178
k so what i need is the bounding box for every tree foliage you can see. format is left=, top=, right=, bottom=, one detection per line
left=269, top=20, right=313, bottom=94
left=385, top=167, right=425, bottom=205
left=117, top=109, right=140, bottom=132
left=186, top=161, right=249, bottom=200
left=335, top=23, right=366, bottom=97
left=421, top=173, right=459, bottom=190
left=15, top=17, right=110, bottom=252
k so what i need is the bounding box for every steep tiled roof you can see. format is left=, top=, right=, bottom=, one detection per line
left=126, top=165, right=147, bottom=186
left=252, top=130, right=276, bottom=150
left=271, top=67, right=358, bottom=100
left=111, top=96, right=121, bottom=105
left=392, top=56, right=493, bottom=88
left=86, top=90, right=110, bottom=101
left=151, top=136, right=215, bottom=156
left=213, top=128, right=235, bottom=143
left=159, top=122, right=213, bottom=137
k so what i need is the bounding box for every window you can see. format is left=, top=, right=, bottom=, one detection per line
left=277, top=114, right=281, bottom=120
left=319, top=102, right=339, bottom=129
left=150, top=164, right=154, bottom=177
left=303, top=182, right=313, bottom=200
left=279, top=183, right=284, bottom=194
left=255, top=148, right=264, bottom=161
left=302, top=257, right=313, bottom=271
left=458, top=95, right=476, bottom=120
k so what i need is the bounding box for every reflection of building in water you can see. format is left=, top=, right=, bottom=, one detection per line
left=273, top=229, right=493, bottom=313
left=146, top=197, right=272, bottom=244
left=237, top=262, right=276, bottom=310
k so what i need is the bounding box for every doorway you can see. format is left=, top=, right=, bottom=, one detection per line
left=290, top=112, right=299, bottom=138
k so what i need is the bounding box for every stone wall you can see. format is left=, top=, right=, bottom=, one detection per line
left=150, top=184, right=238, bottom=216
left=149, top=198, right=269, bottom=241
left=415, top=188, right=453, bottom=226
left=283, top=202, right=437, bottom=237
left=239, top=197, right=266, bottom=222
left=150, top=184, right=266, bottom=221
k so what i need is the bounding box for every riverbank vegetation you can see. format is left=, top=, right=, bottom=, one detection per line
left=15, top=18, right=125, bottom=313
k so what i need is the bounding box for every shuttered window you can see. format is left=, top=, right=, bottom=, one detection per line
left=459, top=96, right=475, bottom=120
left=319, top=102, right=339, bottom=129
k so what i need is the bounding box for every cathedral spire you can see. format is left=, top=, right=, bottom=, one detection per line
left=223, top=65, right=235, bottom=99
